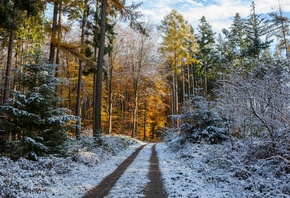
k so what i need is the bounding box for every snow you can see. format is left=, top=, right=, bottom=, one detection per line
left=0, top=135, right=145, bottom=198
left=24, top=137, right=48, bottom=152
left=105, top=144, right=152, bottom=198
left=157, top=136, right=290, bottom=197
left=157, top=142, right=242, bottom=197
left=1, top=135, right=289, bottom=198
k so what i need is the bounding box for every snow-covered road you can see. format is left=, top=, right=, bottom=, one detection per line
left=0, top=136, right=147, bottom=198
left=105, top=144, right=152, bottom=198
left=1, top=135, right=289, bottom=197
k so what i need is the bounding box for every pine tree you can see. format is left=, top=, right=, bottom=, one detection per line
left=229, top=13, right=247, bottom=60
left=195, top=16, right=217, bottom=98
left=180, top=95, right=227, bottom=144
left=244, top=2, right=272, bottom=59
left=1, top=0, right=45, bottom=104
left=0, top=52, right=76, bottom=158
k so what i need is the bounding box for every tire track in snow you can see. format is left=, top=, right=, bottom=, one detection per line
left=143, top=144, right=167, bottom=198
left=104, top=144, right=153, bottom=198
left=83, top=144, right=147, bottom=198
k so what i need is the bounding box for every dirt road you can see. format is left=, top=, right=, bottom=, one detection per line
left=83, top=143, right=167, bottom=198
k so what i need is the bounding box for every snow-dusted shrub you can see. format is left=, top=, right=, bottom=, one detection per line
left=217, top=59, right=290, bottom=158
left=0, top=53, right=77, bottom=159
left=162, top=128, right=187, bottom=152
left=179, top=95, right=228, bottom=144
left=99, top=134, right=138, bottom=155
left=66, top=134, right=139, bottom=165
left=218, top=60, right=290, bottom=138
left=3, top=137, right=49, bottom=161
left=72, top=151, right=100, bottom=166
left=65, top=133, right=137, bottom=155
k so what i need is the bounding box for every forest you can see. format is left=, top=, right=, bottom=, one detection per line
left=0, top=0, right=290, bottom=163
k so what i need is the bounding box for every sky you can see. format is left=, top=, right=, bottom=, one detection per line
left=126, top=0, right=290, bottom=34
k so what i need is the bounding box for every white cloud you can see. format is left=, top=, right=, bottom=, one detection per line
left=127, top=0, right=290, bottom=33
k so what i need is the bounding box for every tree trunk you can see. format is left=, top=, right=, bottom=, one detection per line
left=143, top=101, right=147, bottom=141
left=187, top=64, right=190, bottom=97
left=204, top=62, right=208, bottom=98
left=49, top=0, right=59, bottom=64
left=93, top=0, right=107, bottom=137
left=171, top=71, right=178, bottom=127
left=54, top=0, right=62, bottom=103
left=182, top=64, right=185, bottom=102
left=191, top=64, right=195, bottom=96
left=3, top=28, right=15, bottom=104
left=76, top=0, right=88, bottom=139
left=107, top=55, right=113, bottom=134
left=132, top=89, right=138, bottom=138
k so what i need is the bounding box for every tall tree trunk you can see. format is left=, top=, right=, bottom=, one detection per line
left=55, top=0, right=62, bottom=67
left=191, top=64, right=195, bottom=96
left=204, top=62, right=208, bottom=98
left=171, top=71, right=178, bottom=127
left=76, top=0, right=88, bottom=139
left=143, top=101, right=147, bottom=141
left=49, top=0, right=59, bottom=64
left=187, top=64, right=190, bottom=97
left=182, top=64, right=185, bottom=102
left=3, top=28, right=15, bottom=104
left=107, top=55, right=113, bottom=134
left=93, top=0, right=107, bottom=137
left=132, top=88, right=138, bottom=138
left=54, top=0, right=62, bottom=103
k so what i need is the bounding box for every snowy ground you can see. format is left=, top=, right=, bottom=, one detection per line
left=157, top=142, right=244, bottom=197
left=1, top=134, right=290, bottom=198
left=0, top=135, right=145, bottom=198
left=157, top=133, right=290, bottom=198
left=105, top=144, right=152, bottom=198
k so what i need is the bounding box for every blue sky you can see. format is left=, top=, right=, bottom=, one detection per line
left=127, top=0, right=290, bottom=33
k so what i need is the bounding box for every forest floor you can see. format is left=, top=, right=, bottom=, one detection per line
left=1, top=134, right=289, bottom=197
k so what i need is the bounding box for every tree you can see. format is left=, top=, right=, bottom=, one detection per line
left=195, top=16, right=217, bottom=98
left=180, top=95, right=227, bottom=144
left=0, top=52, right=76, bottom=158
left=1, top=0, right=44, bottom=104
left=228, top=13, right=247, bottom=62
left=216, top=13, right=247, bottom=77
left=92, top=0, right=145, bottom=137
left=217, top=59, right=290, bottom=142
left=158, top=9, right=198, bottom=126
left=244, top=2, right=272, bottom=59
left=92, top=0, right=107, bottom=137
left=75, top=0, right=90, bottom=139
left=267, top=3, right=290, bottom=62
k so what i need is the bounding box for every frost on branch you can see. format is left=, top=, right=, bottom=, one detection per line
left=0, top=54, right=77, bottom=159
left=179, top=95, right=228, bottom=144
left=217, top=59, right=290, bottom=159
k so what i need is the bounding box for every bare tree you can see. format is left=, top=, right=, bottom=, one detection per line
left=218, top=59, right=290, bottom=143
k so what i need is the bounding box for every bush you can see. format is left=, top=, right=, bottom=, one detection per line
left=0, top=53, right=76, bottom=159
left=179, top=96, right=228, bottom=144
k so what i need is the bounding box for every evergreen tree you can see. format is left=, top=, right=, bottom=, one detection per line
left=180, top=95, right=227, bottom=144
left=229, top=13, right=247, bottom=61
left=219, top=13, right=247, bottom=71
left=244, top=2, right=272, bottom=59
left=195, top=16, right=217, bottom=98
left=0, top=52, right=76, bottom=158
left=1, top=0, right=45, bottom=103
